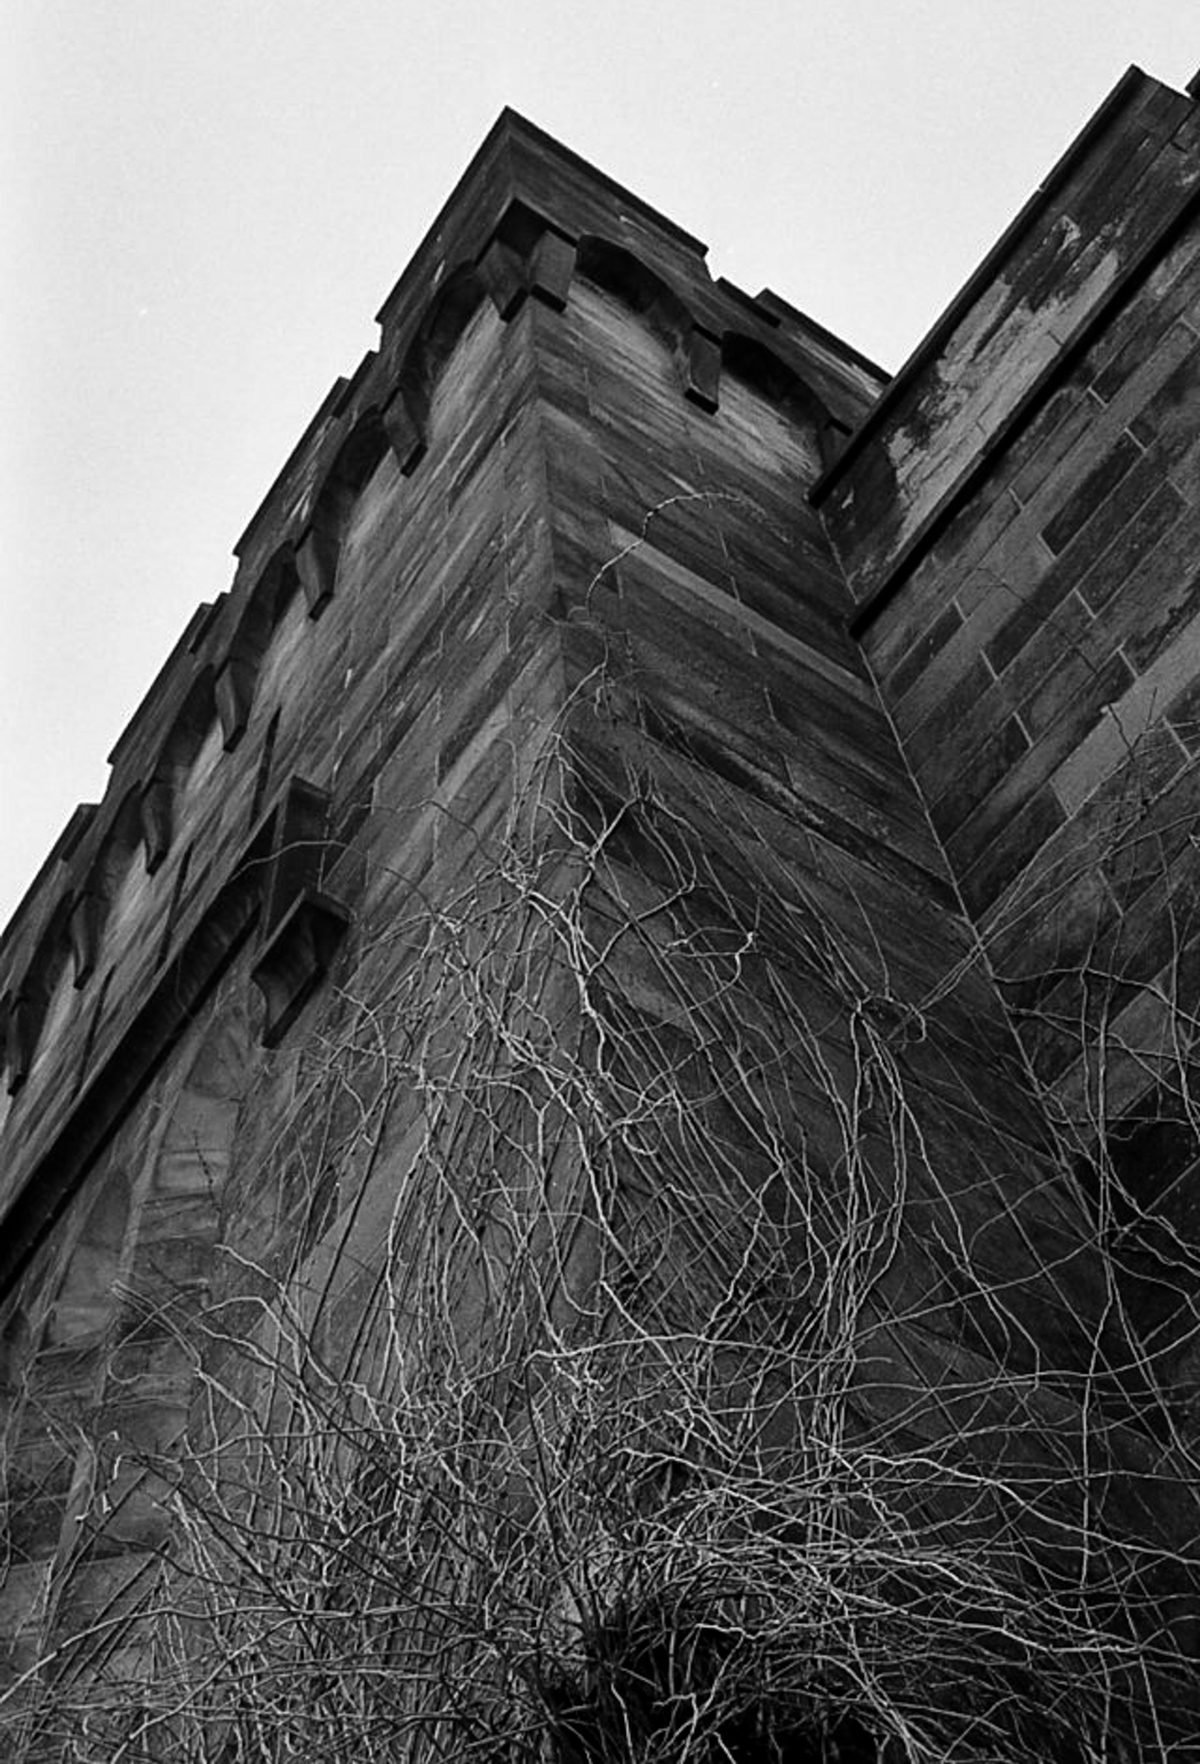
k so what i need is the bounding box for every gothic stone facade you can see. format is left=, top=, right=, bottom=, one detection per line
left=2, top=65, right=1200, bottom=1760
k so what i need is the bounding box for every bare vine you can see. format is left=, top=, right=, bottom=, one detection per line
left=3, top=579, right=1200, bottom=1762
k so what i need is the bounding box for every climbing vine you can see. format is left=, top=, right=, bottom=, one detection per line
left=3, top=566, right=1200, bottom=1762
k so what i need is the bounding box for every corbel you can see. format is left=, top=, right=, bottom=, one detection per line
left=251, top=889, right=351, bottom=1049
left=4, top=988, right=40, bottom=1095
left=250, top=776, right=350, bottom=1046
left=381, top=387, right=427, bottom=477
left=476, top=223, right=578, bottom=322
left=138, top=777, right=173, bottom=875
left=528, top=229, right=577, bottom=311
left=295, top=521, right=340, bottom=620
left=683, top=327, right=722, bottom=414
left=0, top=993, right=12, bottom=1094
left=262, top=776, right=333, bottom=936
left=214, top=651, right=257, bottom=752
left=476, top=237, right=530, bottom=321
left=67, top=889, right=105, bottom=988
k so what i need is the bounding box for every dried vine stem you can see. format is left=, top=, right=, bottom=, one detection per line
left=4, top=637, right=1200, bottom=1764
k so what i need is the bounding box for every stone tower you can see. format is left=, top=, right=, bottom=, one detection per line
left=2, top=70, right=1199, bottom=1761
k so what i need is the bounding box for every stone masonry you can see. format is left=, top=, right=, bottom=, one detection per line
left=2, top=66, right=1199, bottom=1762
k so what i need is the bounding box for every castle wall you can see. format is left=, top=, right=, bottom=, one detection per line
left=2, top=92, right=1199, bottom=1758
left=830, top=75, right=1200, bottom=1429
left=530, top=259, right=1186, bottom=1454
left=869, top=213, right=1200, bottom=1096
left=0, top=200, right=563, bottom=1741
left=819, top=70, right=1199, bottom=612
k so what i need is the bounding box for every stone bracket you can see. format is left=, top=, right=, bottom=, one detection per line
left=214, top=654, right=256, bottom=752
left=138, top=777, right=173, bottom=875
left=295, top=522, right=340, bottom=619
left=476, top=237, right=530, bottom=321
left=528, top=229, right=577, bottom=311
left=262, top=777, right=333, bottom=937
left=3, top=992, right=38, bottom=1096
left=476, top=222, right=578, bottom=322
left=251, top=889, right=350, bottom=1049
left=381, top=388, right=427, bottom=478
left=67, top=891, right=105, bottom=989
left=683, top=327, right=722, bottom=413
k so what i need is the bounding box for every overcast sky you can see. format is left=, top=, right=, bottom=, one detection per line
left=2, top=1, right=1196, bottom=929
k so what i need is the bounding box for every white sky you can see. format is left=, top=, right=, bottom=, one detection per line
left=2, top=0, right=1196, bottom=929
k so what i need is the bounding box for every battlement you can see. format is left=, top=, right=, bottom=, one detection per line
left=0, top=109, right=884, bottom=1227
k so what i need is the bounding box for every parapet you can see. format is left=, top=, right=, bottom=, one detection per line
left=817, top=65, right=1200, bottom=624
left=0, top=109, right=883, bottom=1271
